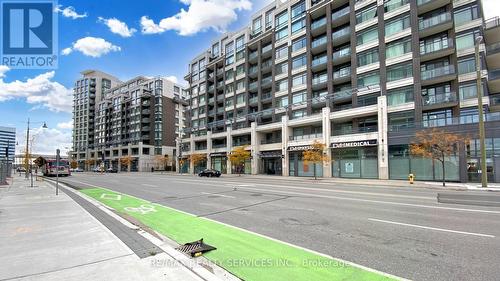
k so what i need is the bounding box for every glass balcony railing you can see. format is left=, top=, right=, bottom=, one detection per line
left=422, top=92, right=457, bottom=106
left=421, top=65, right=455, bottom=80
left=384, top=0, right=409, bottom=12
left=419, top=12, right=451, bottom=30
left=312, top=74, right=328, bottom=85
left=333, top=90, right=353, bottom=101
left=262, top=77, right=273, bottom=86
left=420, top=38, right=454, bottom=55
left=333, top=68, right=351, bottom=79
left=249, top=51, right=258, bottom=60
left=333, top=48, right=351, bottom=60
left=312, top=36, right=327, bottom=48
left=416, top=0, right=432, bottom=6
left=289, top=133, right=323, bottom=141
left=332, top=27, right=350, bottom=40
left=249, top=81, right=258, bottom=90
left=332, top=125, right=378, bottom=136
left=312, top=55, right=328, bottom=67
left=248, top=66, right=258, bottom=75
left=311, top=17, right=327, bottom=30
left=262, top=44, right=272, bottom=54
left=332, top=6, right=350, bottom=20
left=249, top=96, right=258, bottom=104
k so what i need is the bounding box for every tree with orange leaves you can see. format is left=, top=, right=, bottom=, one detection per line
left=410, top=128, right=466, bottom=187
left=302, top=140, right=330, bottom=180
left=189, top=153, right=206, bottom=174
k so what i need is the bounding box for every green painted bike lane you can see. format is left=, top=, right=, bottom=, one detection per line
left=81, top=187, right=399, bottom=281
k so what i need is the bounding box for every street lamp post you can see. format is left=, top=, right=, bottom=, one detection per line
left=24, top=118, right=48, bottom=182
left=475, top=36, right=488, bottom=188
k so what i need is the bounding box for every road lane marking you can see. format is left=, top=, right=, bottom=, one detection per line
left=141, top=184, right=158, bottom=187
left=368, top=218, right=495, bottom=238
left=201, top=192, right=235, bottom=198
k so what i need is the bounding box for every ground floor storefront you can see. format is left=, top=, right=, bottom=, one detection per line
left=259, top=150, right=283, bottom=176
left=331, top=144, right=378, bottom=179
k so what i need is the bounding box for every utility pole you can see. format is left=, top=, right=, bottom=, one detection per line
left=56, top=149, right=60, bottom=195
left=25, top=118, right=30, bottom=179
left=475, top=36, right=488, bottom=188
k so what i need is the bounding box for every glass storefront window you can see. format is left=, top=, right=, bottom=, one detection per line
left=332, top=147, right=378, bottom=179
left=289, top=152, right=323, bottom=177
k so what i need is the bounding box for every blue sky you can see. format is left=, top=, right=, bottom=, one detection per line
left=0, top=0, right=499, bottom=155
left=0, top=0, right=267, bottom=155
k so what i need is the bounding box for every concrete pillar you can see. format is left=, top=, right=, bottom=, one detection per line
left=322, top=107, right=332, bottom=178
left=175, top=139, right=180, bottom=173
left=206, top=131, right=212, bottom=170
left=189, top=135, right=195, bottom=174
left=377, top=95, right=389, bottom=180
left=226, top=127, right=233, bottom=174
left=251, top=122, right=259, bottom=175
left=281, top=115, right=290, bottom=176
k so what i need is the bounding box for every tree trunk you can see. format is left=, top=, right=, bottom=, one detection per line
left=442, top=158, right=446, bottom=187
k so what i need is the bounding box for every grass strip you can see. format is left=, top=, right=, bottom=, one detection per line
left=81, top=187, right=396, bottom=281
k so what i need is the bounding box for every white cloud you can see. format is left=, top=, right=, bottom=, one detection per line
left=57, top=120, right=73, bottom=129
left=62, top=37, right=121, bottom=58
left=16, top=127, right=72, bottom=156
left=98, top=17, right=137, bottom=37
left=140, top=0, right=252, bottom=36
left=0, top=67, right=72, bottom=113
left=54, top=5, right=87, bottom=19
left=165, top=75, right=179, bottom=84
left=483, top=0, right=500, bottom=19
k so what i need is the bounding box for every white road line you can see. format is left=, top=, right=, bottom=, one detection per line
left=201, top=192, right=235, bottom=198
left=141, top=184, right=158, bottom=187
left=170, top=179, right=500, bottom=214
left=368, top=218, right=496, bottom=238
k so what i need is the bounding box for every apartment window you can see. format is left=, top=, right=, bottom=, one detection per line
left=225, top=70, right=234, bottom=80
left=358, top=94, right=378, bottom=106
left=292, top=109, right=306, bottom=119
left=253, top=17, right=262, bottom=34
left=388, top=110, right=414, bottom=131
left=357, top=27, right=378, bottom=46
left=459, top=82, right=477, bottom=100
left=387, top=86, right=414, bottom=106
left=265, top=9, right=274, bottom=29
left=292, top=37, right=306, bottom=52
left=292, top=91, right=307, bottom=104
left=226, top=83, right=234, bottom=92
left=458, top=56, right=476, bottom=74
left=235, top=36, right=245, bottom=51
left=384, top=0, right=409, bottom=13
left=387, top=63, right=413, bottom=81
left=454, top=4, right=479, bottom=26
left=276, top=62, right=288, bottom=75
left=275, top=45, right=288, bottom=59
left=275, top=11, right=288, bottom=28
left=212, top=43, right=219, bottom=56
left=291, top=1, right=306, bottom=20
left=456, top=29, right=481, bottom=50
left=421, top=83, right=452, bottom=105
left=236, top=94, right=245, bottom=104
left=292, top=54, right=307, bottom=69
left=420, top=33, right=449, bottom=54
left=276, top=79, right=288, bottom=92
left=385, top=13, right=410, bottom=37
left=422, top=109, right=452, bottom=127
left=292, top=73, right=307, bottom=87
left=276, top=27, right=288, bottom=40
left=225, top=97, right=234, bottom=107
left=236, top=80, right=245, bottom=91
left=357, top=71, right=380, bottom=87
left=386, top=37, right=411, bottom=59
left=357, top=48, right=379, bottom=67
left=236, top=65, right=245, bottom=76
left=225, top=41, right=234, bottom=56
left=291, top=18, right=306, bottom=34
left=225, top=55, right=234, bottom=65
left=277, top=96, right=289, bottom=107
left=235, top=50, right=245, bottom=61
left=356, top=4, right=377, bottom=24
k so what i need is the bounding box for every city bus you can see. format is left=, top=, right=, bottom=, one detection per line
left=41, top=159, right=71, bottom=177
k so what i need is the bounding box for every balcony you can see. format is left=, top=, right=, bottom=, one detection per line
left=332, top=47, right=351, bottom=65
left=261, top=44, right=273, bottom=58
left=141, top=109, right=150, bottom=115
left=332, top=27, right=350, bottom=46
left=486, top=42, right=500, bottom=70
left=418, top=12, right=452, bottom=38
left=216, top=94, right=224, bottom=102
left=208, top=97, right=215, bottom=104
left=333, top=67, right=351, bottom=83
left=262, top=77, right=273, bottom=88
left=141, top=118, right=150, bottom=123
left=289, top=133, right=323, bottom=141
left=488, top=70, right=500, bottom=93
left=261, top=60, right=273, bottom=73
left=333, top=90, right=353, bottom=102
left=261, top=138, right=281, bottom=145
left=421, top=65, right=456, bottom=86
left=249, top=96, right=258, bottom=104
left=484, top=17, right=500, bottom=45
left=248, top=65, right=258, bottom=78
left=311, top=55, right=328, bottom=71
left=312, top=74, right=328, bottom=89
left=208, top=85, right=215, bottom=92
left=249, top=81, right=258, bottom=92
left=311, top=35, right=328, bottom=54
left=332, top=125, right=378, bottom=136
left=417, top=0, right=450, bottom=15
left=422, top=91, right=458, bottom=110
left=420, top=38, right=454, bottom=62
left=311, top=17, right=327, bottom=36
left=249, top=51, right=258, bottom=63
left=331, top=6, right=350, bottom=27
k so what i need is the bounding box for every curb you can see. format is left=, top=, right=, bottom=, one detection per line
left=43, top=178, right=237, bottom=281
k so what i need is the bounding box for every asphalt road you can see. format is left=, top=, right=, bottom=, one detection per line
left=60, top=173, right=500, bottom=281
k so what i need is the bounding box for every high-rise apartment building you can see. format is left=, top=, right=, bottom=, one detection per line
left=0, top=126, right=15, bottom=161
left=71, top=72, right=188, bottom=172
left=180, top=0, right=500, bottom=183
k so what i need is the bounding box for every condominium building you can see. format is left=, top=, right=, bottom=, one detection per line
left=71, top=73, right=188, bottom=172
left=180, top=0, right=500, bottom=183
left=0, top=126, right=15, bottom=161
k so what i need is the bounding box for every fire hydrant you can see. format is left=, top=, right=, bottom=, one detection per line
left=408, top=173, right=415, bottom=184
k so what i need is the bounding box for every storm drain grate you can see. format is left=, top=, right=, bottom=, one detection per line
left=176, top=238, right=216, bottom=257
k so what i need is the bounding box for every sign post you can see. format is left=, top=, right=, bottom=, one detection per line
left=56, top=149, right=60, bottom=195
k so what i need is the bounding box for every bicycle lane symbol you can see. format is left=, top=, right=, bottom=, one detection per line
left=124, top=205, right=157, bottom=215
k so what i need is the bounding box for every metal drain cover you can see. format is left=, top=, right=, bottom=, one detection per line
left=176, top=238, right=216, bottom=257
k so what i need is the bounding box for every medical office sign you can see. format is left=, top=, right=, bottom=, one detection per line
left=1, top=0, right=58, bottom=69
left=331, top=139, right=377, bottom=149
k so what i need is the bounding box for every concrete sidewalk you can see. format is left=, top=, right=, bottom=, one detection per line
left=0, top=177, right=206, bottom=281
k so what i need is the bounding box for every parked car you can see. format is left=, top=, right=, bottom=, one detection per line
left=74, top=167, right=84, bottom=172
left=93, top=167, right=102, bottom=173
left=198, top=169, right=221, bottom=177
left=106, top=167, right=118, bottom=173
